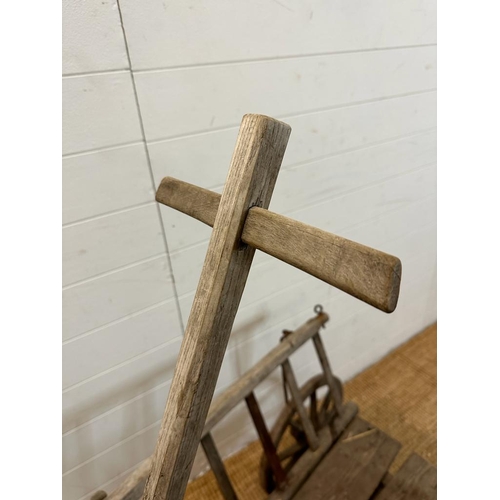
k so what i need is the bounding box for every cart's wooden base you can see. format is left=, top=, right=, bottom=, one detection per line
left=294, top=416, right=436, bottom=500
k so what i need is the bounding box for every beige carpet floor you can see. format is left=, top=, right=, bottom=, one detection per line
left=185, top=323, right=437, bottom=499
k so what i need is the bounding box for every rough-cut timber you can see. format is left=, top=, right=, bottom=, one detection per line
left=156, top=177, right=401, bottom=312
left=143, top=114, right=291, bottom=500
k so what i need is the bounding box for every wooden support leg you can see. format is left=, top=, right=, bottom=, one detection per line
left=282, top=360, right=319, bottom=451
left=245, top=391, right=288, bottom=490
left=201, top=433, right=238, bottom=500
left=312, top=333, right=343, bottom=412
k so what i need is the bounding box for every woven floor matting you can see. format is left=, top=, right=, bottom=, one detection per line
left=185, top=323, right=437, bottom=499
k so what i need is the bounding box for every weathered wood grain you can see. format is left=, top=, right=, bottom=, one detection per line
left=294, top=417, right=401, bottom=500
left=156, top=177, right=401, bottom=312
left=143, top=114, right=291, bottom=500
left=374, top=453, right=437, bottom=500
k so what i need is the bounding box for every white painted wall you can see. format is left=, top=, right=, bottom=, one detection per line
left=62, top=1, right=436, bottom=498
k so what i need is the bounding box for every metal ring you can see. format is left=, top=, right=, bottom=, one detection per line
left=314, top=304, right=323, bottom=314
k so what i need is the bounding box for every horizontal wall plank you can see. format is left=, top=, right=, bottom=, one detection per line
left=149, top=92, right=436, bottom=195
left=62, top=204, right=164, bottom=286
left=170, top=164, right=435, bottom=298
left=62, top=338, right=182, bottom=434
left=154, top=92, right=436, bottom=253
left=63, top=423, right=160, bottom=500
left=63, top=73, right=142, bottom=155
left=62, top=0, right=128, bottom=75
left=120, top=0, right=436, bottom=70
left=63, top=256, right=175, bottom=341
left=159, top=127, right=436, bottom=252
left=135, top=46, right=436, bottom=140
left=63, top=144, right=154, bottom=224
left=63, top=299, right=181, bottom=389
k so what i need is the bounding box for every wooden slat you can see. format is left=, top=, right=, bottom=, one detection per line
left=201, top=433, right=238, bottom=500
left=374, top=453, right=437, bottom=500
left=282, top=360, right=319, bottom=451
left=312, top=333, right=343, bottom=412
left=143, top=114, right=291, bottom=500
left=293, top=417, right=401, bottom=500
left=156, top=177, right=401, bottom=313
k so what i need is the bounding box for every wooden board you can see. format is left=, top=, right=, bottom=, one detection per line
left=374, top=453, right=437, bottom=500
left=157, top=177, right=402, bottom=312
left=293, top=417, right=401, bottom=500
left=142, top=114, right=291, bottom=500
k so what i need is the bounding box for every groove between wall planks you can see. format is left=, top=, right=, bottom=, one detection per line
left=63, top=255, right=175, bottom=341
left=154, top=93, right=437, bottom=255
left=134, top=46, right=435, bottom=141
left=118, top=0, right=435, bottom=70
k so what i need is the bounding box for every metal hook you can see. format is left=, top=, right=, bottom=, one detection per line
left=314, top=304, right=323, bottom=314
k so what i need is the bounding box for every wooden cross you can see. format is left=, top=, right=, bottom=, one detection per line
left=143, top=114, right=402, bottom=500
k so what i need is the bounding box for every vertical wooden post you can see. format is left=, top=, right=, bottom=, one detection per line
left=282, top=360, right=319, bottom=450
left=312, top=333, right=343, bottom=411
left=143, top=115, right=291, bottom=500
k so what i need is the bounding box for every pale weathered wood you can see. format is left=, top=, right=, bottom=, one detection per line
left=143, top=114, right=291, bottom=500
left=282, top=360, right=319, bottom=451
left=156, top=177, right=401, bottom=313
left=201, top=433, right=238, bottom=500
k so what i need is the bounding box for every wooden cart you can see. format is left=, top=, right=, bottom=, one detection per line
left=95, top=308, right=436, bottom=500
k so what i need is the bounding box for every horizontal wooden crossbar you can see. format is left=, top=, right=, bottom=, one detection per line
left=157, top=177, right=401, bottom=313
